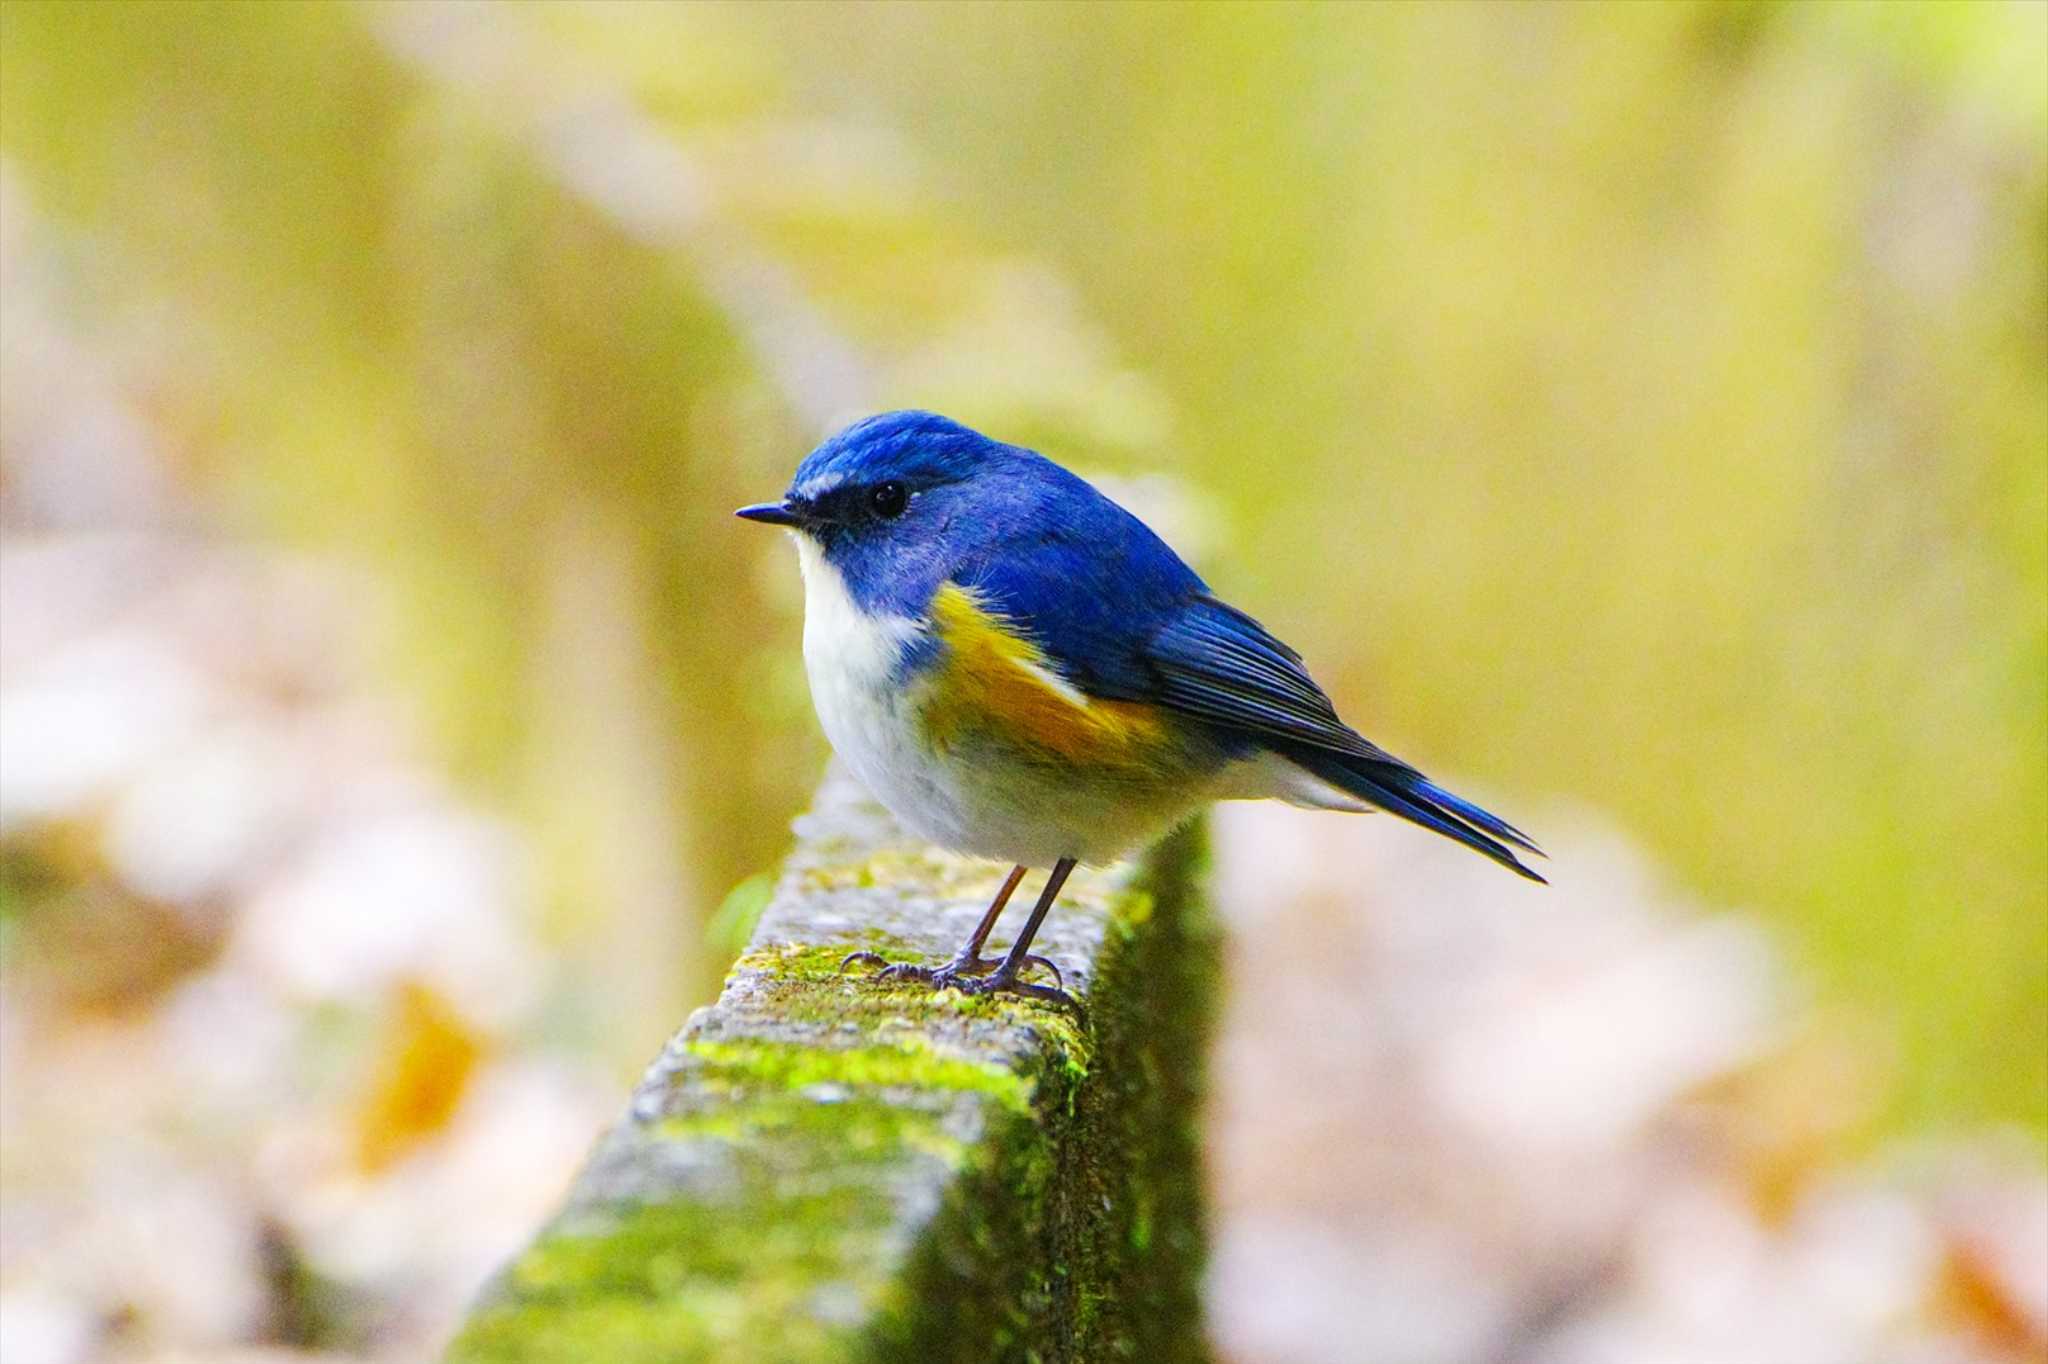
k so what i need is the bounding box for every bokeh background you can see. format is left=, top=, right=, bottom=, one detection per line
left=1, top=3, right=2042, bottom=1362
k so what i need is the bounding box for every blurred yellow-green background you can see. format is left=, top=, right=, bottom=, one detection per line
left=1, top=3, right=2042, bottom=1362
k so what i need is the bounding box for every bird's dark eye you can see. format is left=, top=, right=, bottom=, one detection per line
left=869, top=481, right=908, bottom=519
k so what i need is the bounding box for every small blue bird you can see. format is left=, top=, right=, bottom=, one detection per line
left=738, top=411, right=1542, bottom=1007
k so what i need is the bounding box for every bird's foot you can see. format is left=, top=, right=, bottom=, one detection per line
left=838, top=949, right=1068, bottom=998
left=951, top=963, right=1080, bottom=1012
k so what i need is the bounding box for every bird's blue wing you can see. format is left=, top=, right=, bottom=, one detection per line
left=950, top=493, right=1204, bottom=702
left=1142, top=595, right=1395, bottom=762
left=955, top=514, right=1381, bottom=756
left=958, top=524, right=1544, bottom=876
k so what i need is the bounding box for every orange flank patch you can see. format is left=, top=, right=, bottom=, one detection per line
left=921, top=583, right=1170, bottom=770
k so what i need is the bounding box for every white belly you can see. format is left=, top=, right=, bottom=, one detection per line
left=794, top=540, right=1218, bottom=866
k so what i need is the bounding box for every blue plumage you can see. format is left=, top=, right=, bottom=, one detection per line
left=743, top=409, right=1545, bottom=886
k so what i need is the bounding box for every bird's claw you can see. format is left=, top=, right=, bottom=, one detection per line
left=952, top=969, right=1082, bottom=1012
left=838, top=950, right=945, bottom=984
left=938, top=952, right=1064, bottom=991
left=838, top=948, right=1071, bottom=1003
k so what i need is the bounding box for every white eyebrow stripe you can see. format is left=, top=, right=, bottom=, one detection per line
left=794, top=471, right=847, bottom=499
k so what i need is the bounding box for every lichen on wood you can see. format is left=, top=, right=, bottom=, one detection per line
left=445, top=767, right=1218, bottom=1363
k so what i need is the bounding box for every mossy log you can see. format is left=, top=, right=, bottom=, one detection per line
left=446, top=768, right=1219, bottom=1363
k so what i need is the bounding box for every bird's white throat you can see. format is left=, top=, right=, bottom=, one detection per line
left=793, top=536, right=922, bottom=690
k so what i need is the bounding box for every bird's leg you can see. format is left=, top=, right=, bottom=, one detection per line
left=840, top=864, right=1020, bottom=981
left=840, top=865, right=1065, bottom=988
left=935, top=864, right=1027, bottom=977
left=955, top=858, right=1078, bottom=1008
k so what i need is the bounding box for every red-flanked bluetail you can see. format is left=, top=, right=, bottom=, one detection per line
left=738, top=411, right=1543, bottom=1008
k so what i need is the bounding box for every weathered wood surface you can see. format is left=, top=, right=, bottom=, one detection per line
left=446, top=768, right=1218, bottom=1363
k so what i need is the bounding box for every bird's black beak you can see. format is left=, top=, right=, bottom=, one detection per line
left=735, top=500, right=803, bottom=527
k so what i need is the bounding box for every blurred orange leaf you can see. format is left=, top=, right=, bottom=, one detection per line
left=354, top=981, right=483, bottom=1174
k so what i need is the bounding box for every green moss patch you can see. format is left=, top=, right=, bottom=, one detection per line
left=683, top=1037, right=1036, bottom=1113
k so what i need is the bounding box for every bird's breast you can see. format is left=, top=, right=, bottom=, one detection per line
left=793, top=544, right=1222, bottom=863
left=796, top=544, right=1186, bottom=768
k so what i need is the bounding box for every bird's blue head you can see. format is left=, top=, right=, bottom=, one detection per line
left=737, top=410, right=1072, bottom=616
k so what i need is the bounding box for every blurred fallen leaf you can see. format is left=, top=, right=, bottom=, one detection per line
left=1687, top=1011, right=1892, bottom=1225
left=352, top=982, right=483, bottom=1175
left=5, top=831, right=224, bottom=1016
left=1931, top=1240, right=2047, bottom=1360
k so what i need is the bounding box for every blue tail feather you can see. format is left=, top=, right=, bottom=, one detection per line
left=1408, top=777, right=1544, bottom=856
left=1275, top=742, right=1547, bottom=883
